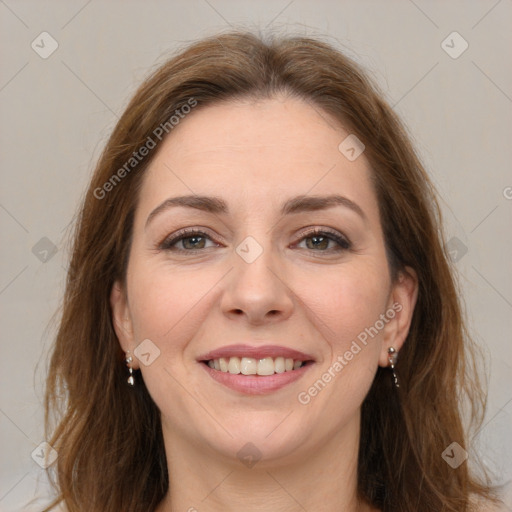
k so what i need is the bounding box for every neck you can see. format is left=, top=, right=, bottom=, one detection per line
left=156, top=415, right=374, bottom=512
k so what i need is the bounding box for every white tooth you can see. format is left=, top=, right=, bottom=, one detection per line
left=257, top=357, right=275, bottom=376
left=240, top=357, right=257, bottom=375
left=219, top=357, right=229, bottom=372
left=274, top=356, right=285, bottom=373
left=213, top=355, right=304, bottom=374
left=228, top=357, right=241, bottom=374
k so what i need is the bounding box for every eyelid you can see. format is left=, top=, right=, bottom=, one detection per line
left=158, top=227, right=222, bottom=251
left=296, top=226, right=348, bottom=239
left=293, top=226, right=351, bottom=248
left=158, top=226, right=352, bottom=252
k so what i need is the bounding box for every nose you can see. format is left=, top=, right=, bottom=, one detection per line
left=220, top=248, right=294, bottom=326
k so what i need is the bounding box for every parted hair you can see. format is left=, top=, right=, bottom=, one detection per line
left=44, top=30, right=495, bottom=511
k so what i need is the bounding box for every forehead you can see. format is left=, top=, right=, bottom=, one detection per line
left=137, top=96, right=379, bottom=222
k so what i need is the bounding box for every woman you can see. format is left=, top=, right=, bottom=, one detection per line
left=44, top=31, right=500, bottom=511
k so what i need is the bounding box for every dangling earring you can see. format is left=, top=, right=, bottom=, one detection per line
left=387, top=347, right=399, bottom=388
left=125, top=352, right=135, bottom=386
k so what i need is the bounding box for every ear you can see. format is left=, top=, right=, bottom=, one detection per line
left=110, top=280, right=139, bottom=369
left=378, top=266, right=419, bottom=367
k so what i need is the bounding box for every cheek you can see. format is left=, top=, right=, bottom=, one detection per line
left=126, top=261, right=212, bottom=349
left=298, top=259, right=390, bottom=346
left=296, top=259, right=389, bottom=402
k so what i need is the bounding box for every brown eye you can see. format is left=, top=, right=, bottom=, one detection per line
left=296, top=229, right=351, bottom=252
left=160, top=230, right=217, bottom=251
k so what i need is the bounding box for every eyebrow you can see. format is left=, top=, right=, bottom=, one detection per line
left=145, top=193, right=367, bottom=229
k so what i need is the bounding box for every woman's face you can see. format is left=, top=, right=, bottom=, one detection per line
left=111, top=96, right=417, bottom=466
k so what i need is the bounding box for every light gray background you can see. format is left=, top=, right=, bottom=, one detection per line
left=1, top=1, right=511, bottom=509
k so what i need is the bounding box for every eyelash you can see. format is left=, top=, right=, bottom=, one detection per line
left=158, top=227, right=352, bottom=254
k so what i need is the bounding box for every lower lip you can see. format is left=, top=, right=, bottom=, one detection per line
left=200, top=362, right=314, bottom=395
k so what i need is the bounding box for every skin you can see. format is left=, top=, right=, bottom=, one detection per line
left=111, top=95, right=418, bottom=512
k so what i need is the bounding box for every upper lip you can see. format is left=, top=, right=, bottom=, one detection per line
left=198, top=344, right=315, bottom=362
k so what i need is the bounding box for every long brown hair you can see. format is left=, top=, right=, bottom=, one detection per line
left=44, top=30, right=496, bottom=511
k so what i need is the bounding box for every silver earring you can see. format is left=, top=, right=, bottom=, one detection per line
left=125, top=352, right=135, bottom=386
left=387, top=347, right=399, bottom=388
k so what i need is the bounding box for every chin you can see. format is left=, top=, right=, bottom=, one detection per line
left=200, top=414, right=312, bottom=467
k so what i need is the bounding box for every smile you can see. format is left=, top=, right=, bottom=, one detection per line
left=205, top=356, right=310, bottom=375
left=198, top=344, right=315, bottom=394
